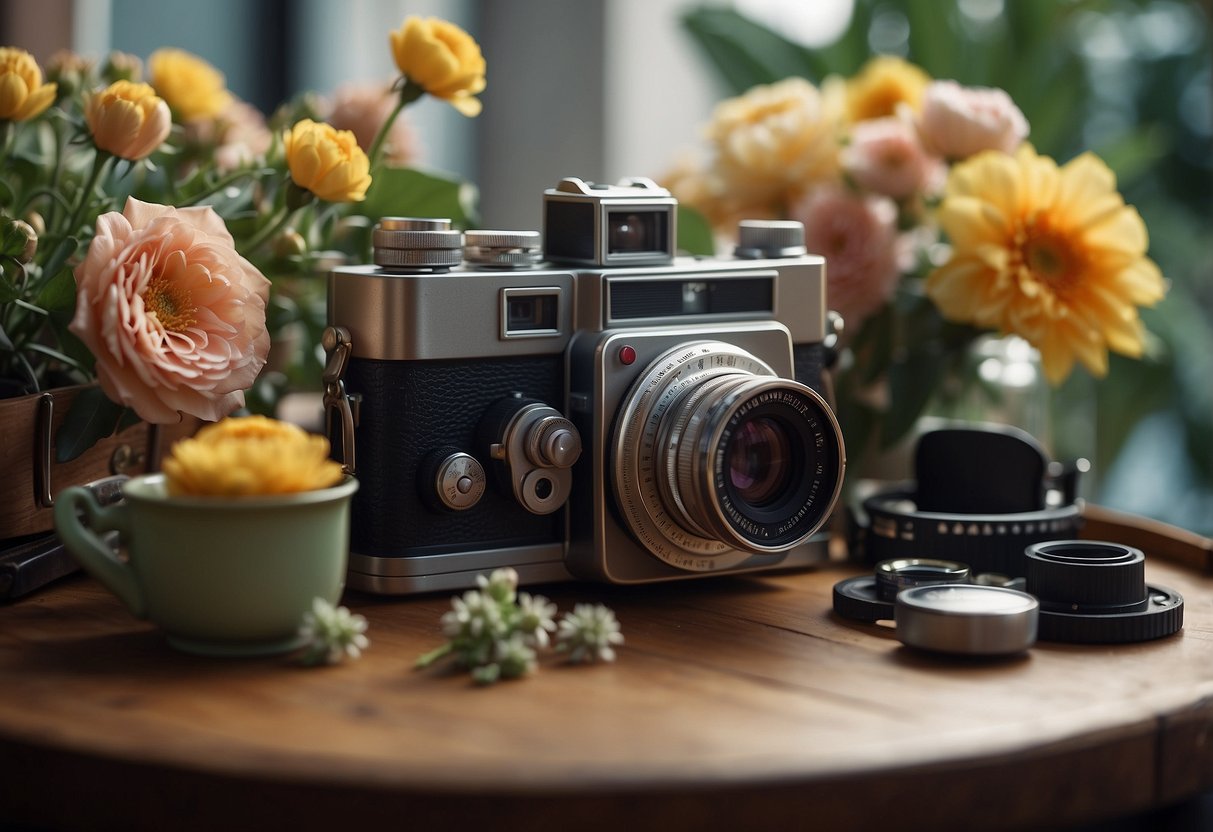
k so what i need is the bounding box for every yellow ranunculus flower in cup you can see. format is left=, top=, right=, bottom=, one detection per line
left=389, top=16, right=486, bottom=117
left=283, top=119, right=372, bottom=203
left=85, top=81, right=172, bottom=161
left=0, top=47, right=57, bottom=122
left=148, top=47, right=231, bottom=121
left=163, top=415, right=345, bottom=497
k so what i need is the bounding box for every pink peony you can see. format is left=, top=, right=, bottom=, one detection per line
left=841, top=116, right=944, bottom=201
left=70, top=197, right=271, bottom=423
left=790, top=186, right=903, bottom=329
left=917, top=80, right=1029, bottom=160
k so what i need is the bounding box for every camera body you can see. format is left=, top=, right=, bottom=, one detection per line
left=325, top=179, right=845, bottom=594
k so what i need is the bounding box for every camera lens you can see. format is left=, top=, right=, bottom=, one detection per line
left=609, top=213, right=651, bottom=253
left=727, top=417, right=792, bottom=508
left=613, top=341, right=845, bottom=570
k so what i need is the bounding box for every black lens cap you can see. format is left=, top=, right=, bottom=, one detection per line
left=1025, top=541, right=1183, bottom=643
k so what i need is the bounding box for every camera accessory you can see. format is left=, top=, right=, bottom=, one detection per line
left=895, top=584, right=1039, bottom=656
left=464, top=230, right=542, bottom=270
left=543, top=177, right=677, bottom=267
left=1025, top=541, right=1184, bottom=643
left=734, top=220, right=808, bottom=259
left=612, top=340, right=844, bottom=571
left=372, top=217, right=464, bottom=270
left=858, top=425, right=1085, bottom=576
left=833, top=558, right=971, bottom=622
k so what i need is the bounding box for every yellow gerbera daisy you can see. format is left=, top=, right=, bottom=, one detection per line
left=925, top=145, right=1166, bottom=384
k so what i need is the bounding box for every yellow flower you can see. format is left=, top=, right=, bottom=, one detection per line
left=0, top=47, right=57, bottom=122
left=389, top=16, right=486, bottom=116
left=925, top=145, right=1166, bottom=384
left=148, top=48, right=231, bottom=121
left=845, top=55, right=930, bottom=122
left=86, top=81, right=171, bottom=161
left=703, top=77, right=842, bottom=215
left=163, top=416, right=344, bottom=497
left=283, top=119, right=372, bottom=203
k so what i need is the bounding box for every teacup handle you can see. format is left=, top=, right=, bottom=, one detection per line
left=54, top=486, right=146, bottom=618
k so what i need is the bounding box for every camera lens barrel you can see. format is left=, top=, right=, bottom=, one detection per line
left=613, top=341, right=845, bottom=571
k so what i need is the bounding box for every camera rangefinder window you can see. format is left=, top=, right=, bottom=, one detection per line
left=607, top=210, right=667, bottom=255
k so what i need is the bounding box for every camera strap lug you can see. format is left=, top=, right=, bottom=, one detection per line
left=322, top=325, right=361, bottom=475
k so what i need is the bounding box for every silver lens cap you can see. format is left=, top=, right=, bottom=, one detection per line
left=896, top=584, right=1039, bottom=656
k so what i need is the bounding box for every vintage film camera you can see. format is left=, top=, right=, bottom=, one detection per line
left=324, top=177, right=846, bottom=593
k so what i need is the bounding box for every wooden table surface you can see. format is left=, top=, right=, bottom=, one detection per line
left=2, top=508, right=1213, bottom=832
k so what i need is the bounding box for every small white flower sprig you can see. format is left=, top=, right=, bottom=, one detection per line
left=296, top=598, right=370, bottom=666
left=415, top=568, right=624, bottom=685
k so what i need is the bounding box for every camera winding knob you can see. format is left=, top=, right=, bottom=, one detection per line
left=734, top=220, right=807, bottom=259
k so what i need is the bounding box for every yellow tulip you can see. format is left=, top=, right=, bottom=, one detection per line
left=283, top=119, right=372, bottom=203
left=86, top=81, right=171, bottom=161
left=0, top=47, right=57, bottom=122
left=389, top=16, right=486, bottom=117
left=148, top=48, right=231, bottom=121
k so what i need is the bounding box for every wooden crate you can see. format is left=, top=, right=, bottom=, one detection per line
left=0, top=385, right=196, bottom=541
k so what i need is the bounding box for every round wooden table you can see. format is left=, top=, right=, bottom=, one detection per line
left=2, top=507, right=1211, bottom=831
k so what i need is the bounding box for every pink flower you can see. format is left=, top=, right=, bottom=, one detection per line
left=917, top=80, right=1029, bottom=160
left=327, top=81, right=420, bottom=167
left=790, top=186, right=903, bottom=329
left=70, top=198, right=271, bottom=423
left=841, top=116, right=944, bottom=201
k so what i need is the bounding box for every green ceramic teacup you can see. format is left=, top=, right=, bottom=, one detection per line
left=54, top=473, right=358, bottom=657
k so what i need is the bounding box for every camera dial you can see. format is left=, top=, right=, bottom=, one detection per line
left=612, top=342, right=844, bottom=572
left=480, top=394, right=583, bottom=515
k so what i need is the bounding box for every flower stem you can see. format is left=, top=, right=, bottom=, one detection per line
left=241, top=204, right=298, bottom=255
left=414, top=642, right=453, bottom=669
left=367, top=80, right=424, bottom=171
left=65, top=151, right=112, bottom=239
left=179, top=167, right=273, bottom=207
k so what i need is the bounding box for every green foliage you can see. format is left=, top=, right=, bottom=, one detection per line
left=361, top=167, right=479, bottom=230
left=676, top=205, right=715, bottom=256
left=681, top=0, right=1213, bottom=529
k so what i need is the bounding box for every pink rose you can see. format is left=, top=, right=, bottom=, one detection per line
left=841, top=116, right=944, bottom=201
left=790, top=186, right=903, bottom=329
left=917, top=80, right=1029, bottom=160
left=70, top=197, right=271, bottom=423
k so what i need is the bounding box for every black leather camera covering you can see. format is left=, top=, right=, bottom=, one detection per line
left=792, top=342, right=830, bottom=400
left=341, top=355, right=566, bottom=557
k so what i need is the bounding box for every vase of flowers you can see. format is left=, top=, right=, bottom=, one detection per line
left=663, top=44, right=1165, bottom=479
left=0, top=16, right=488, bottom=540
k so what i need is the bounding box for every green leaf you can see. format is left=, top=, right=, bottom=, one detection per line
left=38, top=236, right=78, bottom=290
left=54, top=386, right=128, bottom=463
left=676, top=205, right=715, bottom=256
left=681, top=8, right=819, bottom=94
left=36, top=266, right=77, bottom=312
left=0, top=265, right=20, bottom=303
left=360, top=168, right=479, bottom=230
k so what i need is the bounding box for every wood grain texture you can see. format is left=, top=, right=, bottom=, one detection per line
left=2, top=534, right=1213, bottom=832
